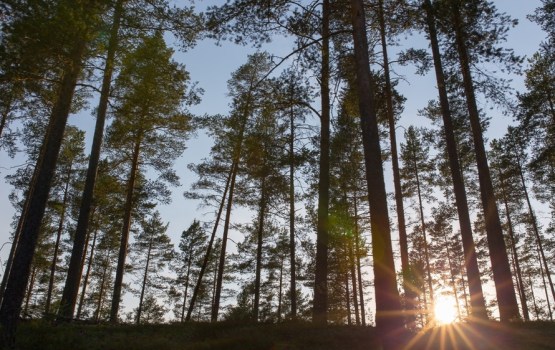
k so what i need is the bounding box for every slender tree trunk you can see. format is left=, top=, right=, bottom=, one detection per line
left=212, top=161, right=239, bottom=322
left=288, top=100, right=297, bottom=319
left=514, top=156, right=555, bottom=305
left=527, top=274, right=540, bottom=319
left=136, top=238, right=153, bottom=324
left=253, top=177, right=267, bottom=322
left=345, top=268, right=352, bottom=326
left=23, top=267, right=37, bottom=318
left=76, top=224, right=98, bottom=319
left=94, top=258, right=109, bottom=322
left=350, top=1, right=404, bottom=346
left=59, top=0, right=124, bottom=321
left=349, top=236, right=360, bottom=325
left=451, top=1, right=519, bottom=321
left=313, top=0, right=331, bottom=325
left=443, top=231, right=462, bottom=320
left=377, top=0, right=414, bottom=325
left=180, top=258, right=192, bottom=322
left=211, top=91, right=252, bottom=322
left=277, top=256, right=283, bottom=322
left=353, top=196, right=366, bottom=325
left=185, top=167, right=233, bottom=321
left=412, top=154, right=435, bottom=313
left=537, top=247, right=553, bottom=320
left=45, top=167, right=72, bottom=316
left=422, top=0, right=487, bottom=320
left=110, top=135, right=142, bottom=323
left=0, top=35, right=88, bottom=345
left=497, top=169, right=530, bottom=320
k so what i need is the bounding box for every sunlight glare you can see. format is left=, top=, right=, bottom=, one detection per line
left=434, top=296, right=458, bottom=325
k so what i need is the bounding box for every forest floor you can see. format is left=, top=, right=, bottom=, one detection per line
left=6, top=319, right=555, bottom=349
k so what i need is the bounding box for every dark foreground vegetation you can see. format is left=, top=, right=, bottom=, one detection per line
left=5, top=321, right=555, bottom=350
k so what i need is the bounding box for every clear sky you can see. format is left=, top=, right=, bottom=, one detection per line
left=0, top=0, right=547, bottom=317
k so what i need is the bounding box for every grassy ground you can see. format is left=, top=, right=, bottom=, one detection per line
left=6, top=320, right=555, bottom=350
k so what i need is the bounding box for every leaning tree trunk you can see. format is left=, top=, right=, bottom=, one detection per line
left=451, top=2, right=520, bottom=321
left=313, top=0, right=331, bottom=325
left=422, top=0, right=487, bottom=320
left=185, top=167, right=233, bottom=321
left=349, top=1, right=404, bottom=347
left=211, top=99, right=251, bottom=322
left=110, top=135, right=142, bottom=323
left=0, top=35, right=88, bottom=346
left=136, top=237, right=153, bottom=325
left=180, top=258, right=192, bottom=322
left=59, top=0, right=124, bottom=321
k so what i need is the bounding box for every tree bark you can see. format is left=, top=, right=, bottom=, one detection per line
left=186, top=167, right=233, bottom=321
left=288, top=98, right=297, bottom=319
left=422, top=0, right=487, bottom=319
left=0, top=35, right=88, bottom=345
left=76, top=224, right=98, bottom=319
left=353, top=196, right=366, bottom=325
left=349, top=1, right=404, bottom=346
left=110, top=135, right=142, bottom=323
left=253, top=177, right=267, bottom=321
left=451, top=1, right=520, bottom=321
left=59, top=0, right=124, bottom=321
left=313, top=0, right=331, bottom=325
left=377, top=0, right=414, bottom=325
left=136, top=237, right=153, bottom=324
left=45, top=166, right=73, bottom=315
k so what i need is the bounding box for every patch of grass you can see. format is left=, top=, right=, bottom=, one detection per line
left=7, top=320, right=555, bottom=350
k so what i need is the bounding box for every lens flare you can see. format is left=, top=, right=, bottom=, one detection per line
left=434, top=296, right=458, bottom=325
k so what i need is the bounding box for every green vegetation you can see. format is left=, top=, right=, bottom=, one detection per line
left=9, top=321, right=555, bottom=350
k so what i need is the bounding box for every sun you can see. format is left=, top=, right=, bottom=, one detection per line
left=434, top=296, right=458, bottom=325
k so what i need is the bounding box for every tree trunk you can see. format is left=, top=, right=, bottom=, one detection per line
left=377, top=0, right=414, bottom=325
left=353, top=196, right=366, bottom=325
left=110, top=135, right=142, bottom=323
left=94, top=257, right=110, bottom=322
left=277, top=256, right=283, bottom=322
left=537, top=247, right=553, bottom=320
left=0, top=35, right=88, bottom=345
left=514, top=155, right=555, bottom=305
left=180, top=258, right=192, bottom=322
left=253, top=177, right=267, bottom=322
left=412, top=153, right=435, bottom=313
left=23, top=267, right=37, bottom=318
left=527, top=274, right=540, bottom=319
left=349, top=1, right=404, bottom=346
left=212, top=161, right=239, bottom=322
left=313, top=0, right=330, bottom=325
left=45, top=166, right=72, bottom=316
left=59, top=0, right=124, bottom=321
left=497, top=169, right=530, bottom=321
left=136, top=237, right=153, bottom=324
left=186, top=167, right=233, bottom=321
left=76, top=224, right=98, bottom=319
left=349, top=236, right=360, bottom=325
left=442, top=231, right=462, bottom=320
left=451, top=1, right=520, bottom=321
left=288, top=98, right=297, bottom=319
left=422, top=0, right=487, bottom=319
